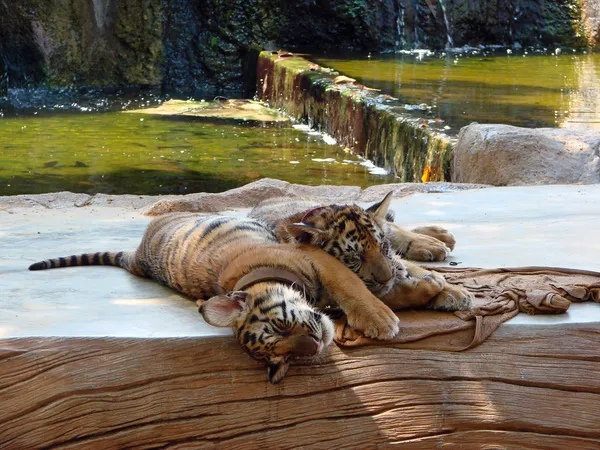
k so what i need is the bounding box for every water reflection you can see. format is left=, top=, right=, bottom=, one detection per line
left=314, top=51, right=600, bottom=131
left=0, top=92, right=395, bottom=195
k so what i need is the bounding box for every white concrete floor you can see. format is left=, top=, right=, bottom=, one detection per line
left=389, top=184, right=600, bottom=271
left=1, top=184, right=599, bottom=338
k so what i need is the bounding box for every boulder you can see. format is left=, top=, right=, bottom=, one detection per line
left=452, top=124, right=600, bottom=186
left=142, top=178, right=489, bottom=216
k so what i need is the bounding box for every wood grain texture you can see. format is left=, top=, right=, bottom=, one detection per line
left=1, top=323, right=599, bottom=449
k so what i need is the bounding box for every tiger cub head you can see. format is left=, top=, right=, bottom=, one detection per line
left=278, top=192, right=396, bottom=297
left=199, top=287, right=334, bottom=384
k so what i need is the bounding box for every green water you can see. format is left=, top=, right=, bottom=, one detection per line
left=314, top=51, right=600, bottom=131
left=0, top=96, right=394, bottom=196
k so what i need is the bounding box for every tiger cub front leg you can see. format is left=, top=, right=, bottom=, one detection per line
left=411, top=226, right=456, bottom=251
left=385, top=223, right=452, bottom=262
left=428, top=283, right=474, bottom=312
left=381, top=258, right=473, bottom=312
left=299, top=245, right=400, bottom=340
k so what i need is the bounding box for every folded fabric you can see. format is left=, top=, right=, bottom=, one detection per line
left=334, top=266, right=600, bottom=351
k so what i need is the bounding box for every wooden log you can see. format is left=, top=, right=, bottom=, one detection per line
left=1, top=324, right=599, bottom=449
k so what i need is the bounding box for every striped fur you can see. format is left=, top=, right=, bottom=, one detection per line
left=250, top=193, right=475, bottom=312
left=250, top=192, right=455, bottom=266
left=29, top=213, right=400, bottom=383
left=29, top=251, right=125, bottom=271
left=250, top=192, right=399, bottom=297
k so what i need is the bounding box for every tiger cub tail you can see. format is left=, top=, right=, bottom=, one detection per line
left=29, top=251, right=130, bottom=271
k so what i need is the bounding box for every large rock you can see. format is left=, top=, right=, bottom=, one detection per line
left=0, top=0, right=163, bottom=87
left=452, top=124, right=600, bottom=186
left=0, top=178, right=489, bottom=213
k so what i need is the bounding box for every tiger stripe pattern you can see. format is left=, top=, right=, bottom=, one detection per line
left=250, top=192, right=400, bottom=297
left=30, top=252, right=125, bottom=270
left=29, top=213, right=400, bottom=383
left=250, top=193, right=474, bottom=312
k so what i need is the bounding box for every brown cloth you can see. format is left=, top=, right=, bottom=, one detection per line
left=334, top=266, right=600, bottom=351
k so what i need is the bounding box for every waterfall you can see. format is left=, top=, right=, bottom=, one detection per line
left=395, top=0, right=406, bottom=48
left=0, top=57, right=7, bottom=97
left=438, top=0, right=454, bottom=49
left=92, top=0, right=111, bottom=30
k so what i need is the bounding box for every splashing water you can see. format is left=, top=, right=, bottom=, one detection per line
left=438, top=0, right=454, bottom=49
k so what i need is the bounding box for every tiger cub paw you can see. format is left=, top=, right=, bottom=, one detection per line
left=429, top=284, right=474, bottom=312
left=411, top=226, right=456, bottom=252
left=346, top=302, right=400, bottom=340
left=404, top=233, right=451, bottom=262
left=414, top=272, right=446, bottom=299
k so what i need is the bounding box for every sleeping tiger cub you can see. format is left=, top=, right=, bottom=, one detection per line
left=29, top=214, right=402, bottom=383
left=249, top=192, right=473, bottom=312
left=250, top=192, right=456, bottom=263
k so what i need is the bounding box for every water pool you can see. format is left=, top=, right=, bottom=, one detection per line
left=0, top=91, right=394, bottom=196
left=314, top=50, right=600, bottom=131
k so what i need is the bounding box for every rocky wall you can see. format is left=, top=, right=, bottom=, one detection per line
left=0, top=0, right=398, bottom=93
left=423, top=0, right=588, bottom=49
left=0, top=57, right=6, bottom=97
left=0, top=0, right=593, bottom=93
left=0, top=0, right=163, bottom=87
left=257, top=52, right=453, bottom=183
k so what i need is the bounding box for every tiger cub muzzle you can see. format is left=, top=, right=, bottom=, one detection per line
left=357, top=247, right=396, bottom=296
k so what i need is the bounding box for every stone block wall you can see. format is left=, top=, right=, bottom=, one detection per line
left=256, top=52, right=453, bottom=182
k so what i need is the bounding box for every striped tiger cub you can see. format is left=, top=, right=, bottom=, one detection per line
left=250, top=193, right=474, bottom=312
left=29, top=213, right=399, bottom=383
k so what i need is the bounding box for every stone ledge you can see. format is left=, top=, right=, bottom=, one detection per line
left=256, top=51, right=455, bottom=183
left=0, top=178, right=489, bottom=213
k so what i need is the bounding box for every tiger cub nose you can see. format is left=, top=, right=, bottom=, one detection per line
left=290, top=335, right=320, bottom=356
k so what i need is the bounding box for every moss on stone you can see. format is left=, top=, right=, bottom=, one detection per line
left=0, top=0, right=594, bottom=92
left=257, top=51, right=455, bottom=183
left=0, top=0, right=163, bottom=88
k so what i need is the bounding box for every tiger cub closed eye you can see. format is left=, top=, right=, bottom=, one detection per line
left=29, top=214, right=400, bottom=383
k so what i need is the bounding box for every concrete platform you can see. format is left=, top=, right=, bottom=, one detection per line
left=1, top=184, right=599, bottom=337
left=1, top=184, right=599, bottom=448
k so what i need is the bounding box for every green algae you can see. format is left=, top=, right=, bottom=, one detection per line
left=0, top=104, right=395, bottom=196
left=258, top=51, right=453, bottom=182
left=125, top=99, right=289, bottom=122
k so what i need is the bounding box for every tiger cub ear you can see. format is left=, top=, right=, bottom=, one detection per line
left=366, top=191, right=395, bottom=222
left=199, top=291, right=251, bottom=327
left=267, top=361, right=290, bottom=384
left=285, top=223, right=330, bottom=244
